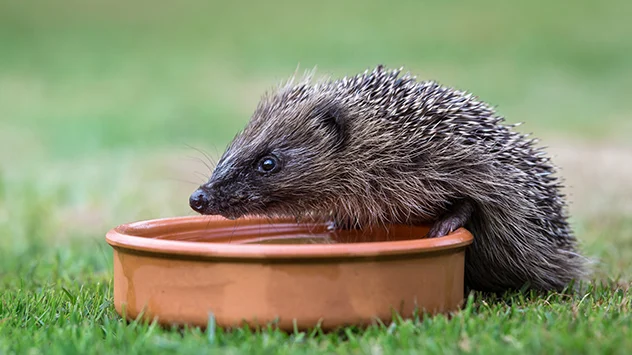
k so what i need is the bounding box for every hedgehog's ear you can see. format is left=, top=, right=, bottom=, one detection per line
left=311, top=101, right=348, bottom=148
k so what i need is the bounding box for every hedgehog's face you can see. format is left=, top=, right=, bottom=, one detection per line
left=189, top=92, right=351, bottom=220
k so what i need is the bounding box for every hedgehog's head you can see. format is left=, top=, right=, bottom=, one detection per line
left=189, top=83, right=354, bottom=220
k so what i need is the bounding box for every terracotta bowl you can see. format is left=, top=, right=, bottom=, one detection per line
left=105, top=215, right=473, bottom=331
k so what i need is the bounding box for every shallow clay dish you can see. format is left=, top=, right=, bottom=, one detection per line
left=106, top=215, right=473, bottom=331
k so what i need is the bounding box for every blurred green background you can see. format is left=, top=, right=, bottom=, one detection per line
left=1, top=0, right=631, bottom=291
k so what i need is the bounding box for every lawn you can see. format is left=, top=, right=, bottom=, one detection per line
left=1, top=0, right=631, bottom=353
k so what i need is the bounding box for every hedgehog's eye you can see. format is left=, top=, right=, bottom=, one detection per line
left=256, top=155, right=280, bottom=174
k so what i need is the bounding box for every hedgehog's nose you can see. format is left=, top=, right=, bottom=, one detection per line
left=189, top=188, right=211, bottom=213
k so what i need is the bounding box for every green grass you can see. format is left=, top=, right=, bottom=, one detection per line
left=2, top=277, right=631, bottom=354
left=1, top=0, right=631, bottom=353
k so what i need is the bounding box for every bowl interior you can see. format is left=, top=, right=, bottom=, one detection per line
left=107, top=216, right=473, bottom=260
left=122, top=216, right=432, bottom=245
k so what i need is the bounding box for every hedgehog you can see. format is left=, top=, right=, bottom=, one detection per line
left=189, top=65, right=586, bottom=293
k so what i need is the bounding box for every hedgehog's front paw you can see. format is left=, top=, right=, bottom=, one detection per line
left=427, top=217, right=464, bottom=238
left=426, top=199, right=474, bottom=238
left=327, top=217, right=361, bottom=231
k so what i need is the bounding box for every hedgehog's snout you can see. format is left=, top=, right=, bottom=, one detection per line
left=190, top=184, right=226, bottom=215
left=189, top=187, right=215, bottom=214
left=189, top=183, right=249, bottom=219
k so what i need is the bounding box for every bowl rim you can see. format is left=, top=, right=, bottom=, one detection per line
left=105, top=215, right=473, bottom=260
